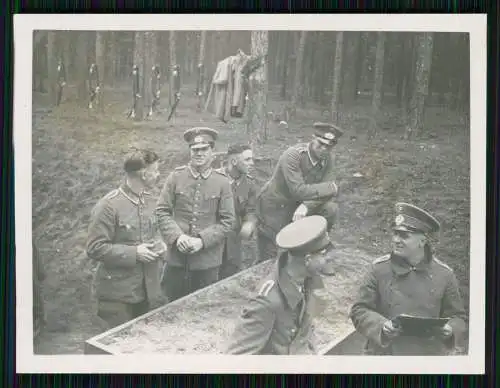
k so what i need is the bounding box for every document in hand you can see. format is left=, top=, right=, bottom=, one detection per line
left=392, top=314, right=450, bottom=337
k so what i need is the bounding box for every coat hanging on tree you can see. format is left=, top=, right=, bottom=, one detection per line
left=204, top=50, right=251, bottom=122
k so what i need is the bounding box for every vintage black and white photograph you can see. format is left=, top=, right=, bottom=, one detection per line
left=15, top=14, right=486, bottom=374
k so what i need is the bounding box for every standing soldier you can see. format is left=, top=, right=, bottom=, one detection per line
left=217, top=144, right=257, bottom=279
left=255, top=122, right=343, bottom=264
left=349, top=203, right=468, bottom=355
left=156, top=127, right=235, bottom=301
left=225, top=215, right=335, bottom=354
left=87, top=63, right=100, bottom=109
left=86, top=149, right=167, bottom=328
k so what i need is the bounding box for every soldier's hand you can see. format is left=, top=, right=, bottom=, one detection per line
left=188, top=237, right=204, bottom=254
left=382, top=319, right=402, bottom=340
left=293, top=204, right=308, bottom=222
left=440, top=323, right=453, bottom=339
left=239, top=221, right=256, bottom=240
left=176, top=234, right=193, bottom=254
left=137, top=242, right=160, bottom=263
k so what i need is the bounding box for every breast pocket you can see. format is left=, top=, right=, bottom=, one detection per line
left=204, top=191, right=221, bottom=213
left=116, top=220, right=139, bottom=242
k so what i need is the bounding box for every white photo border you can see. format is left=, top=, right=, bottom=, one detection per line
left=15, top=13, right=487, bottom=374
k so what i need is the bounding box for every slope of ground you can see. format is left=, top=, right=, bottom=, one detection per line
left=32, top=83, right=470, bottom=354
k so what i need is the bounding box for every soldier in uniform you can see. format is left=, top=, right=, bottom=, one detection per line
left=255, top=122, right=343, bottom=264
left=86, top=149, right=167, bottom=328
left=217, top=144, right=257, bottom=279
left=225, top=215, right=336, bottom=355
left=349, top=203, right=468, bottom=355
left=156, top=127, right=236, bottom=301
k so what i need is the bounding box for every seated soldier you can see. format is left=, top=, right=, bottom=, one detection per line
left=349, top=203, right=468, bottom=355
left=225, top=215, right=336, bottom=355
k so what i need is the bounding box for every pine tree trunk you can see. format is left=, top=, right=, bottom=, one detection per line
left=95, top=32, right=105, bottom=112
left=279, top=31, right=290, bottom=100
left=341, top=32, right=361, bottom=105
left=407, top=32, right=434, bottom=139
left=291, top=31, right=307, bottom=112
left=143, top=31, right=156, bottom=117
left=76, top=32, right=88, bottom=105
left=245, top=31, right=269, bottom=148
left=330, top=32, right=344, bottom=124
left=371, top=32, right=386, bottom=131
left=107, top=31, right=117, bottom=86
left=61, top=32, right=71, bottom=82
left=47, top=31, right=57, bottom=105
left=169, top=30, right=177, bottom=107
left=197, top=31, right=207, bottom=109
left=133, top=32, right=145, bottom=120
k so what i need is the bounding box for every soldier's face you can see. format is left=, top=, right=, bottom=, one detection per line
left=190, top=145, right=213, bottom=168
left=304, top=249, right=333, bottom=277
left=311, top=138, right=335, bottom=159
left=142, top=161, right=160, bottom=188
left=392, top=230, right=426, bottom=262
left=234, top=150, right=254, bottom=174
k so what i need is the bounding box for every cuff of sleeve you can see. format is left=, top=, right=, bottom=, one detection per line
left=167, top=231, right=184, bottom=246
left=122, top=245, right=139, bottom=267
left=198, top=230, right=212, bottom=249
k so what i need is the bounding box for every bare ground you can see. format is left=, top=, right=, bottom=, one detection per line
left=32, top=83, right=470, bottom=354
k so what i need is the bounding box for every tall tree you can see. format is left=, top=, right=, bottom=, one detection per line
left=371, top=32, right=386, bottom=130
left=278, top=31, right=290, bottom=100
left=107, top=31, right=118, bottom=86
left=46, top=31, right=57, bottom=105
left=144, top=31, right=157, bottom=118
left=330, top=32, right=344, bottom=124
left=95, top=32, right=105, bottom=112
left=169, top=30, right=177, bottom=107
left=291, top=31, right=307, bottom=113
left=341, top=32, right=361, bottom=105
left=197, top=30, right=207, bottom=109
left=245, top=31, right=269, bottom=148
left=407, top=32, right=434, bottom=138
left=76, top=32, right=89, bottom=105
left=133, top=31, right=145, bottom=120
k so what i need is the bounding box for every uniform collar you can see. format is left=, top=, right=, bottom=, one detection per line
left=226, top=166, right=244, bottom=185
left=390, top=252, right=432, bottom=276
left=119, top=182, right=150, bottom=205
left=274, top=252, right=324, bottom=309
left=307, top=143, right=320, bottom=166
left=188, top=164, right=212, bottom=180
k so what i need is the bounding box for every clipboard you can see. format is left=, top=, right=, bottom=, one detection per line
left=392, top=314, right=450, bottom=337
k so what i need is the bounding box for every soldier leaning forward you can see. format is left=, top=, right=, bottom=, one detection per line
left=86, top=149, right=167, bottom=328
left=225, top=215, right=336, bottom=355
left=156, top=127, right=236, bottom=302
left=349, top=203, right=468, bottom=355
left=255, top=122, right=343, bottom=264
left=217, top=144, right=258, bottom=279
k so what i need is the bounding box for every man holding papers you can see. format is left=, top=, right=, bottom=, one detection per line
left=349, top=203, right=467, bottom=355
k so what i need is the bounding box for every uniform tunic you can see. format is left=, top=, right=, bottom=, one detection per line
left=219, top=169, right=257, bottom=276
left=155, top=164, right=236, bottom=271
left=349, top=252, right=468, bottom=355
left=225, top=253, right=325, bottom=355
left=86, top=183, right=165, bottom=309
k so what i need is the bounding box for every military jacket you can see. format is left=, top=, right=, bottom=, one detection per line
left=256, top=143, right=338, bottom=239
left=86, top=183, right=165, bottom=306
left=349, top=252, right=468, bottom=355
left=225, top=253, right=325, bottom=355
left=155, top=164, right=236, bottom=270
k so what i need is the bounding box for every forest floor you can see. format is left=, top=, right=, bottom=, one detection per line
left=32, top=82, right=470, bottom=354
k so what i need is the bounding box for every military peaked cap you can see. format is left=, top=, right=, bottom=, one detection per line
left=313, top=122, right=344, bottom=146
left=183, top=127, right=219, bottom=149
left=276, top=215, right=332, bottom=255
left=393, top=202, right=441, bottom=234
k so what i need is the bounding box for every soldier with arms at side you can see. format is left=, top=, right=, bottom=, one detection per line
left=217, top=144, right=258, bottom=279
left=156, top=127, right=236, bottom=301
left=225, top=215, right=336, bottom=355
left=349, top=203, right=468, bottom=355
left=86, top=149, right=167, bottom=328
left=255, top=122, right=343, bottom=264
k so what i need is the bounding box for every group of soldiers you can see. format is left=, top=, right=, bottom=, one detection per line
left=81, top=121, right=468, bottom=356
